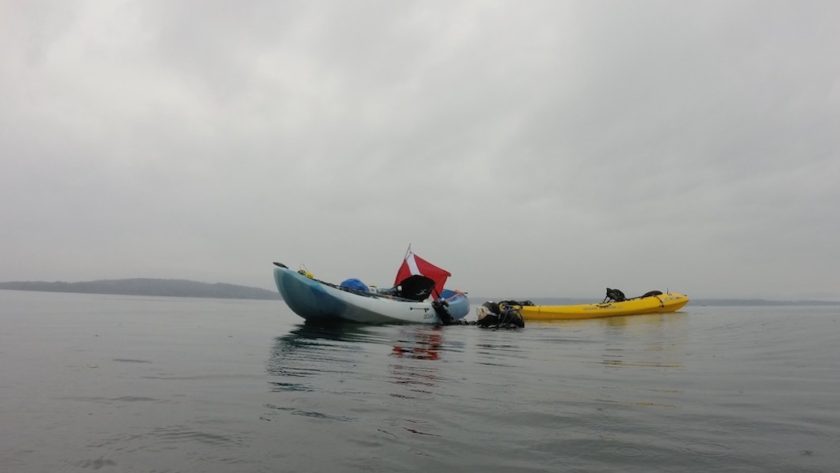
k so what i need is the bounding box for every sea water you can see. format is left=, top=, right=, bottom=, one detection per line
left=1, top=290, right=838, bottom=472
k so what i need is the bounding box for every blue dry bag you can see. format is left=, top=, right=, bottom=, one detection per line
left=339, top=278, right=369, bottom=293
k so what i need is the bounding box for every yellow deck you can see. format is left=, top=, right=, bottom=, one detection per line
left=518, top=292, right=689, bottom=321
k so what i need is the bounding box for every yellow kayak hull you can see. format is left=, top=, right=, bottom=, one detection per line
left=519, top=292, right=689, bottom=321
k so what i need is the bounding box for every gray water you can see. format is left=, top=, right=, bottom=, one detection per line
left=1, top=290, right=838, bottom=472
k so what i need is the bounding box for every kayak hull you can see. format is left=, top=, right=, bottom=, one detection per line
left=273, top=266, right=469, bottom=324
left=520, top=292, right=689, bottom=321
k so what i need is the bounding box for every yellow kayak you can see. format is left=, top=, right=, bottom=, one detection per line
left=518, top=292, right=689, bottom=321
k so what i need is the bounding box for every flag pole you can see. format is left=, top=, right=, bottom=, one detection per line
left=404, top=243, right=412, bottom=260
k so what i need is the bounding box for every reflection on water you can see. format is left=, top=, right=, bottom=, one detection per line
left=267, top=323, right=449, bottom=398
left=390, top=326, right=443, bottom=360
left=265, top=323, right=454, bottom=438
left=388, top=326, right=444, bottom=401
left=598, top=314, right=687, bottom=370
left=528, top=313, right=689, bottom=370
left=267, top=323, right=379, bottom=393
left=272, top=322, right=384, bottom=347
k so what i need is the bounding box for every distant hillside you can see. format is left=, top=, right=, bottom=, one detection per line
left=476, top=296, right=840, bottom=307
left=4, top=280, right=837, bottom=306
left=690, top=298, right=840, bottom=307
left=0, top=278, right=282, bottom=300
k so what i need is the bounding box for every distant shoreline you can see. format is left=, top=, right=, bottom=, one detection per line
left=2, top=279, right=838, bottom=306
left=679, top=299, right=840, bottom=307
left=477, top=297, right=840, bottom=307
left=0, top=278, right=282, bottom=301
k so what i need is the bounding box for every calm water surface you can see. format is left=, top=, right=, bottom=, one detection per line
left=1, top=290, right=838, bottom=472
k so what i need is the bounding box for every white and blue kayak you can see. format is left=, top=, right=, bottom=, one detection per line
left=273, top=263, right=469, bottom=324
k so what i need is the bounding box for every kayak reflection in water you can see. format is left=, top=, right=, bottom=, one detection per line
left=391, top=326, right=443, bottom=360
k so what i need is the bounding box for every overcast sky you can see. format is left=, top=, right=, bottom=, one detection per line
left=2, top=1, right=838, bottom=300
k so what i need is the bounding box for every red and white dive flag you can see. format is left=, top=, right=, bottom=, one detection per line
left=394, top=250, right=451, bottom=299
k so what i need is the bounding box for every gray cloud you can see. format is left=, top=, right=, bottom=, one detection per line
left=2, top=1, right=838, bottom=299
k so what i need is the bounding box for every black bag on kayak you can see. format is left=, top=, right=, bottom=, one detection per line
left=603, top=288, right=626, bottom=302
